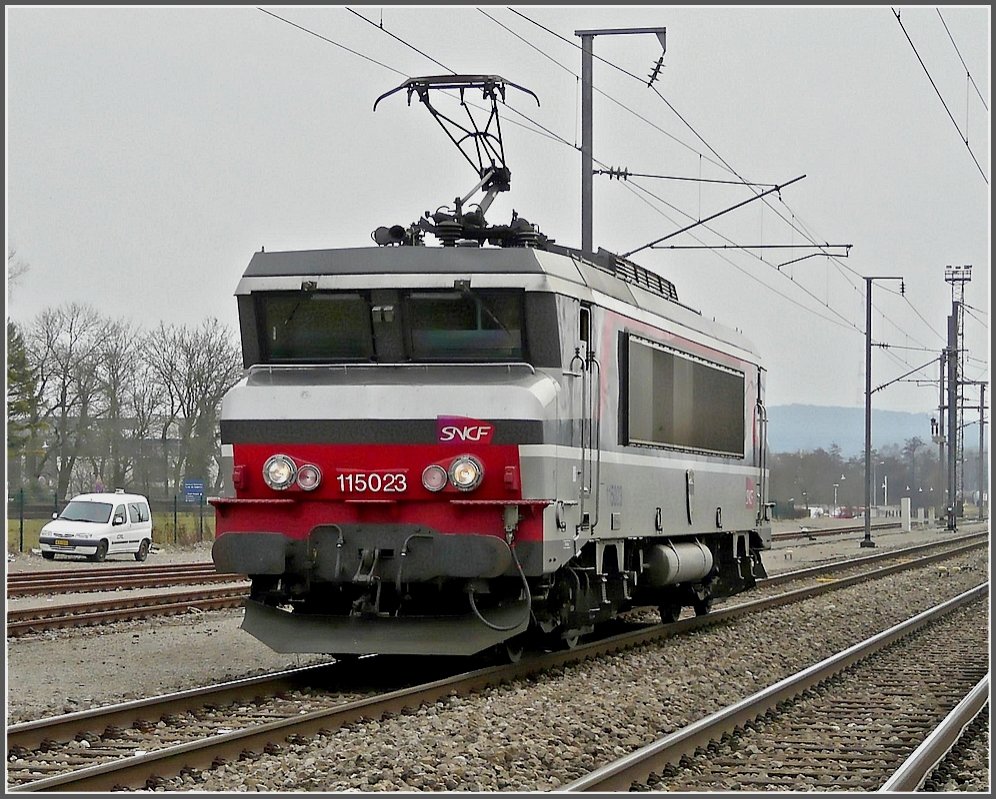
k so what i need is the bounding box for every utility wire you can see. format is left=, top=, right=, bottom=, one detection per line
left=497, top=8, right=937, bottom=365
left=347, top=3, right=869, bottom=337
left=595, top=169, right=778, bottom=187
left=623, top=179, right=863, bottom=334
left=498, top=11, right=863, bottom=266
left=962, top=304, right=989, bottom=330
left=480, top=8, right=734, bottom=173
left=345, top=7, right=454, bottom=73
left=257, top=7, right=407, bottom=77
left=263, top=6, right=949, bottom=384
left=936, top=8, right=989, bottom=112
left=891, top=7, right=989, bottom=185
left=617, top=179, right=859, bottom=333
left=503, top=7, right=957, bottom=357
left=503, top=6, right=910, bottom=348
left=478, top=8, right=576, bottom=79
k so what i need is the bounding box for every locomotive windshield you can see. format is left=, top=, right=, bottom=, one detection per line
left=261, top=293, right=374, bottom=361
left=406, top=289, right=523, bottom=361
left=254, top=288, right=524, bottom=363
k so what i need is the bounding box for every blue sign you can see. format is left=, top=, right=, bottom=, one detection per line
left=182, top=479, right=205, bottom=503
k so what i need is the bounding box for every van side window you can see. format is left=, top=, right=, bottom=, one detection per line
left=128, top=503, right=140, bottom=523
left=138, top=503, right=150, bottom=522
left=113, top=504, right=126, bottom=523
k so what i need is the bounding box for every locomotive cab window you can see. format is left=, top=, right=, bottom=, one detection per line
left=257, top=292, right=374, bottom=362
left=404, top=288, right=524, bottom=361
left=625, top=335, right=745, bottom=457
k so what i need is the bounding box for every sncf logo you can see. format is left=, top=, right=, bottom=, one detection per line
left=437, top=416, right=495, bottom=444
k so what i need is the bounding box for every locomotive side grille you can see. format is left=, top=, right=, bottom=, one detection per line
left=596, top=255, right=679, bottom=302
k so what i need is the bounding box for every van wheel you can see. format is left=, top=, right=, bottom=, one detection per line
left=42, top=552, right=55, bottom=561
left=135, top=540, right=151, bottom=562
left=91, top=540, right=109, bottom=563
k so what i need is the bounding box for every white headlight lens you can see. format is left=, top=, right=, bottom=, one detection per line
left=263, top=455, right=297, bottom=490
left=296, top=463, right=322, bottom=491
left=449, top=456, right=483, bottom=491
left=422, top=464, right=448, bottom=492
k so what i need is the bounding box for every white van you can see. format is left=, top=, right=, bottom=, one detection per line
left=39, top=491, right=154, bottom=562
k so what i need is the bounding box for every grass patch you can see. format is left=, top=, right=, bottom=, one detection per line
left=7, top=513, right=216, bottom=553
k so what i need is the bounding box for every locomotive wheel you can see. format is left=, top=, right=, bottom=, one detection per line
left=658, top=602, right=681, bottom=624
left=560, top=632, right=580, bottom=650
left=693, top=596, right=713, bottom=616
left=503, top=637, right=526, bottom=664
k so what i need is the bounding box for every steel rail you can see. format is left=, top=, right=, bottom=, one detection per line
left=878, top=672, right=990, bottom=792
left=6, top=586, right=248, bottom=636
left=7, top=562, right=215, bottom=583
left=7, top=543, right=988, bottom=793
left=6, top=662, right=342, bottom=751
left=7, top=571, right=241, bottom=597
left=759, top=532, right=987, bottom=587
left=559, top=583, right=989, bottom=792
left=7, top=536, right=983, bottom=754
left=771, top=521, right=900, bottom=541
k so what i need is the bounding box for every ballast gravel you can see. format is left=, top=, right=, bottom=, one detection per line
left=154, top=548, right=988, bottom=792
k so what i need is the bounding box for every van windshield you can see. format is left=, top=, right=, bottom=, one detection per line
left=59, top=501, right=112, bottom=523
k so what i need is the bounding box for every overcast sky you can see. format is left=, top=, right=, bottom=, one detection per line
left=6, top=5, right=990, bottom=416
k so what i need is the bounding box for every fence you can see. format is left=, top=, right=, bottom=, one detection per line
left=6, top=489, right=213, bottom=553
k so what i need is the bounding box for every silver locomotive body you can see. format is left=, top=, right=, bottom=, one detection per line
left=212, top=245, right=770, bottom=655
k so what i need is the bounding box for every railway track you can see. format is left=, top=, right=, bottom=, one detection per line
left=770, top=520, right=902, bottom=541
left=881, top=673, right=989, bottom=792
left=6, top=537, right=987, bottom=792
left=8, top=533, right=986, bottom=639
left=6, top=585, right=249, bottom=637
left=562, top=586, right=988, bottom=792
left=6, top=563, right=240, bottom=597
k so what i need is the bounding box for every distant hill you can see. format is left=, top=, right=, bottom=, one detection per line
left=767, top=404, right=933, bottom=456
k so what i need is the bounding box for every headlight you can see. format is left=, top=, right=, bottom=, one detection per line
left=422, top=464, right=448, bottom=492
left=263, top=454, right=297, bottom=490
left=449, top=456, right=484, bottom=491
left=296, top=463, right=322, bottom=491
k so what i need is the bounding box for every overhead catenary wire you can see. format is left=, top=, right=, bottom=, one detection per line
left=493, top=10, right=954, bottom=374
left=479, top=8, right=735, bottom=173
left=891, top=7, right=989, bottom=185
left=502, top=10, right=886, bottom=283
left=280, top=5, right=872, bottom=337
left=260, top=6, right=974, bottom=392
left=936, top=8, right=989, bottom=113
left=485, top=7, right=954, bottom=362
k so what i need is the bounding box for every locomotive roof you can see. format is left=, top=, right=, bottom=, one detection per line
left=244, top=246, right=552, bottom=278
left=237, top=245, right=761, bottom=360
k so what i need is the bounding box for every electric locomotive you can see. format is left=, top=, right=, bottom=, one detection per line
left=211, top=76, right=771, bottom=657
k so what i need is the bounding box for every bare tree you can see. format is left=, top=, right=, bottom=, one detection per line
left=143, top=319, right=243, bottom=494
left=180, top=319, right=243, bottom=490
left=142, top=322, right=185, bottom=496
left=28, top=304, right=109, bottom=499
left=85, top=319, right=142, bottom=490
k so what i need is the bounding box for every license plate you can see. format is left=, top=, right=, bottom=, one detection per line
left=54, top=538, right=70, bottom=547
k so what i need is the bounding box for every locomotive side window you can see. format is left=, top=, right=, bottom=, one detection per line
left=257, top=292, right=374, bottom=362
left=404, top=288, right=524, bottom=361
left=626, top=335, right=744, bottom=456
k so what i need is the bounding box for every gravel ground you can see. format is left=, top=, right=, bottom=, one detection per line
left=148, top=548, right=987, bottom=792
left=5, top=523, right=985, bottom=726
left=5, top=540, right=331, bottom=724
